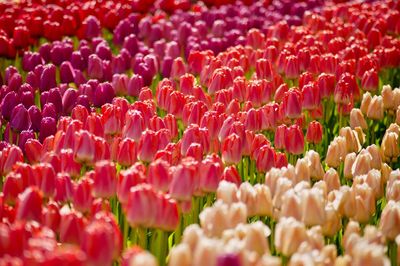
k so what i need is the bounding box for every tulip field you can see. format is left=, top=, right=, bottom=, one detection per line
left=1, top=0, right=400, bottom=265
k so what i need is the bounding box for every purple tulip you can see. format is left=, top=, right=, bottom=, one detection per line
left=82, top=15, right=101, bottom=39
left=70, top=51, right=85, bottom=70
left=136, top=62, right=154, bottom=86
left=39, top=64, right=57, bottom=92
left=93, top=82, right=115, bottom=107
left=60, top=61, right=76, bottom=84
left=22, top=51, right=44, bottom=72
left=10, top=104, right=31, bottom=132
left=217, top=254, right=241, bottom=266
left=62, top=88, right=78, bottom=115
left=20, top=91, right=35, bottom=108
left=74, top=70, right=87, bottom=86
left=122, top=34, right=139, bottom=56
left=18, top=130, right=35, bottom=152
left=42, top=103, right=57, bottom=120
left=39, top=116, right=57, bottom=143
left=26, top=71, right=39, bottom=89
left=47, top=88, right=63, bottom=114
left=128, top=74, right=143, bottom=97
left=111, top=54, right=128, bottom=74
left=114, top=18, right=136, bottom=45
left=1, top=91, right=19, bottom=120
left=88, top=54, right=103, bottom=80
left=161, top=57, right=173, bottom=78
left=3, top=123, right=17, bottom=144
left=76, top=95, right=90, bottom=110
left=96, top=42, right=112, bottom=61
left=39, top=43, right=52, bottom=62
left=112, top=74, right=129, bottom=96
left=5, top=66, right=18, bottom=84
left=153, top=39, right=166, bottom=58
left=28, top=105, right=42, bottom=132
left=8, top=73, right=22, bottom=92
left=165, top=41, right=180, bottom=59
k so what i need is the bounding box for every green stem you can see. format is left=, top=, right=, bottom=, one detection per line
left=388, top=240, right=398, bottom=266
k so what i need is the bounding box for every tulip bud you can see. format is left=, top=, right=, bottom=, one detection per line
left=350, top=108, right=367, bottom=130
left=16, top=187, right=42, bottom=222
left=39, top=64, right=57, bottom=92
left=306, top=121, right=323, bottom=144
left=285, top=124, right=304, bottom=155
left=81, top=220, right=116, bottom=266
left=59, top=207, right=86, bottom=244
left=275, top=217, right=307, bottom=256
left=10, top=104, right=31, bottom=132
left=382, top=84, right=394, bottom=110
left=301, top=188, right=326, bottom=226
left=361, top=68, right=379, bottom=92
left=381, top=131, right=400, bottom=162
left=221, top=133, right=243, bottom=165
left=366, top=95, right=384, bottom=120
left=360, top=92, right=372, bottom=115
left=325, top=136, right=346, bottom=168
left=92, top=160, right=116, bottom=198
left=305, top=150, right=325, bottom=180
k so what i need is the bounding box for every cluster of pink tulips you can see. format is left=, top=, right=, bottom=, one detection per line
left=1, top=0, right=400, bottom=265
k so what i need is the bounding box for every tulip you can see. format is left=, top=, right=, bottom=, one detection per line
left=92, top=160, right=117, bottom=198
left=40, top=64, right=57, bottom=92
left=169, top=162, right=196, bottom=202
left=28, top=105, right=42, bottom=132
left=306, top=121, right=323, bottom=144
left=275, top=217, right=308, bottom=256
left=361, top=68, right=379, bottom=92
left=350, top=108, right=368, bottom=130
left=284, top=124, right=304, bottom=155
left=221, top=133, right=242, bottom=165
left=16, top=187, right=42, bottom=222
left=81, top=220, right=116, bottom=266
left=3, top=173, right=23, bottom=205
left=1, top=91, right=19, bottom=121
left=9, top=104, right=31, bottom=133
left=282, top=89, right=302, bottom=120
left=220, top=166, right=241, bottom=187
left=60, top=61, right=76, bottom=84
left=199, top=158, right=223, bottom=193
left=39, top=117, right=57, bottom=143
left=366, top=95, right=384, bottom=120
left=115, top=138, right=136, bottom=167
left=59, top=208, right=86, bottom=244
left=74, top=130, right=96, bottom=164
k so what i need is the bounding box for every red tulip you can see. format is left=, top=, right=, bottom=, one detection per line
left=138, top=130, right=159, bottom=163
left=117, top=168, right=145, bottom=204
left=73, top=178, right=94, bottom=213
left=117, top=138, right=137, bottom=167
left=3, top=172, right=24, bottom=205
left=220, top=165, right=241, bottom=186
left=59, top=208, right=86, bottom=245
left=81, top=220, right=116, bottom=266
left=16, top=187, right=42, bottom=222
left=284, top=125, right=304, bottom=155
left=221, top=133, right=243, bottom=165
left=255, top=145, right=276, bottom=173
left=125, top=184, right=157, bottom=228
left=74, top=130, right=95, bottom=164
left=148, top=159, right=171, bottom=192
left=92, top=161, right=116, bottom=198
left=42, top=201, right=61, bottom=233
left=306, top=121, right=323, bottom=144
left=169, top=162, right=196, bottom=201
left=54, top=173, right=74, bottom=203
